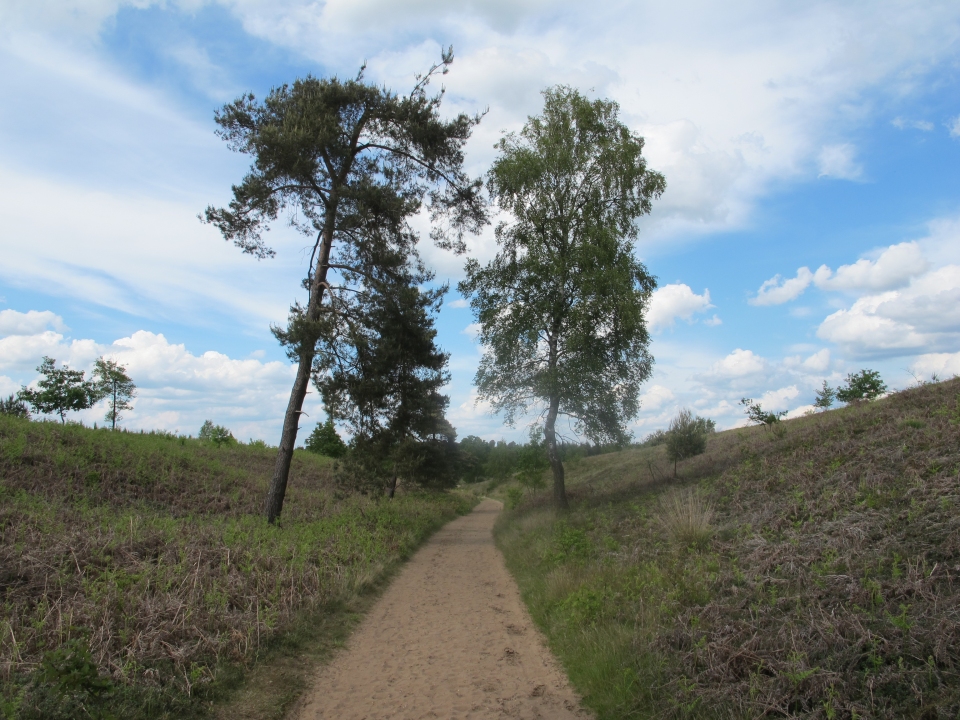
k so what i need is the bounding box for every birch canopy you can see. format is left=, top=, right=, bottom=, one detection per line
left=459, top=86, right=664, bottom=509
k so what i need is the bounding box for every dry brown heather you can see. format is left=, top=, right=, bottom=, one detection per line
left=0, top=421, right=473, bottom=719
left=495, top=378, right=960, bottom=719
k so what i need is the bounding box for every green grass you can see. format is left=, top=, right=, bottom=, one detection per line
left=0, top=419, right=475, bottom=719
left=495, top=378, right=960, bottom=719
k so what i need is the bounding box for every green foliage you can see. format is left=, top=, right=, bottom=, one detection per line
left=18, top=637, right=117, bottom=720
left=91, top=357, right=136, bottom=430
left=495, top=377, right=960, bottom=719
left=0, top=394, right=29, bottom=419
left=304, top=419, right=348, bottom=458
left=505, top=485, right=525, bottom=509
left=459, top=85, right=664, bottom=507
left=640, top=428, right=668, bottom=447
left=317, top=277, right=457, bottom=495
left=836, top=368, right=887, bottom=403
left=665, top=409, right=711, bottom=475
left=515, top=433, right=549, bottom=493
left=18, top=356, right=96, bottom=423
left=814, top=380, right=836, bottom=410
left=740, top=397, right=787, bottom=428
left=0, top=416, right=475, bottom=718
left=203, top=49, right=487, bottom=523
left=198, top=420, right=236, bottom=448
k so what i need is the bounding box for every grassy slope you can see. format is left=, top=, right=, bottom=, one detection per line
left=494, top=379, right=960, bottom=719
left=0, top=419, right=475, bottom=719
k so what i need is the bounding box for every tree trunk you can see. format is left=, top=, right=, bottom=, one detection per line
left=544, top=394, right=568, bottom=510
left=111, top=383, right=117, bottom=431
left=386, top=474, right=398, bottom=499
left=264, top=227, right=335, bottom=524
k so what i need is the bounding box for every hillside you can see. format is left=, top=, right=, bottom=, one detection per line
left=0, top=419, right=474, bottom=719
left=494, top=378, right=960, bottom=719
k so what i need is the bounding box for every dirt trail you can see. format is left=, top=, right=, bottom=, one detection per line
left=294, top=498, right=590, bottom=720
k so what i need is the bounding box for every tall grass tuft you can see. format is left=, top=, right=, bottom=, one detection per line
left=656, top=488, right=714, bottom=548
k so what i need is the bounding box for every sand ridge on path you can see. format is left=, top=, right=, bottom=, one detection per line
left=294, top=498, right=591, bottom=720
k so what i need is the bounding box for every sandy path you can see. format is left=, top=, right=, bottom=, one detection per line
left=294, top=498, right=590, bottom=720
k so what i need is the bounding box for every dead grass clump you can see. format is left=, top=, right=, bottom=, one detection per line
left=655, top=488, right=714, bottom=548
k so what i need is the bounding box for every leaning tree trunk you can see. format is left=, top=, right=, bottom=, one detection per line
left=544, top=394, right=568, bottom=510
left=264, top=226, right=335, bottom=524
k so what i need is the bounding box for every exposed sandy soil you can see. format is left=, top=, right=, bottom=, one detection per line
left=294, top=498, right=590, bottom=720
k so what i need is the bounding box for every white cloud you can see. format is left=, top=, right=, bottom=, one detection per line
left=752, top=241, right=931, bottom=307
left=6, top=326, right=310, bottom=442
left=803, top=348, right=831, bottom=372
left=910, top=352, right=960, bottom=378
left=759, top=384, right=799, bottom=412
left=0, top=309, right=66, bottom=335
left=462, top=323, right=482, bottom=339
left=703, top=314, right=722, bottom=327
left=785, top=404, right=816, bottom=419
left=447, top=298, right=470, bottom=309
left=0, top=331, right=70, bottom=370
left=0, top=376, right=18, bottom=397
left=949, top=115, right=960, bottom=138
left=1, top=0, right=958, bottom=329
left=817, top=265, right=960, bottom=356
left=704, top=348, right=767, bottom=379
left=784, top=348, right=832, bottom=373
left=750, top=267, right=814, bottom=305
left=0, top=166, right=295, bottom=329
left=638, top=384, right=674, bottom=411
left=814, top=241, right=928, bottom=291
left=648, top=284, right=712, bottom=330
left=817, top=144, right=862, bottom=180
left=892, top=117, right=933, bottom=131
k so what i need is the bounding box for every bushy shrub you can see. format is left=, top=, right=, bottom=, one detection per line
left=665, top=409, right=712, bottom=476
left=304, top=419, right=347, bottom=458
left=198, top=420, right=235, bottom=448
left=740, top=397, right=786, bottom=428
left=0, top=394, right=30, bottom=419
left=836, top=368, right=887, bottom=403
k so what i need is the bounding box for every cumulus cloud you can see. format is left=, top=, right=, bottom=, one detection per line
left=2, top=323, right=312, bottom=442
left=910, top=352, right=960, bottom=378
left=758, top=385, right=799, bottom=411
left=817, top=265, right=960, bottom=356
left=638, top=384, right=675, bottom=411
left=818, top=144, right=862, bottom=180
left=462, top=323, right=482, bottom=339
left=704, top=348, right=767, bottom=379
left=0, top=309, right=66, bottom=335
left=783, top=349, right=832, bottom=373
left=648, top=284, right=713, bottom=330
left=814, top=242, right=928, bottom=291
left=751, top=241, right=930, bottom=306
left=750, top=267, right=814, bottom=305
left=447, top=298, right=470, bottom=309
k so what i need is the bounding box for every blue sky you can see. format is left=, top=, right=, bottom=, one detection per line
left=2, top=0, right=959, bottom=443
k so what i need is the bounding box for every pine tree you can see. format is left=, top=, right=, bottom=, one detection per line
left=204, top=51, right=485, bottom=523
left=316, top=277, right=455, bottom=497
left=304, top=419, right=348, bottom=458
